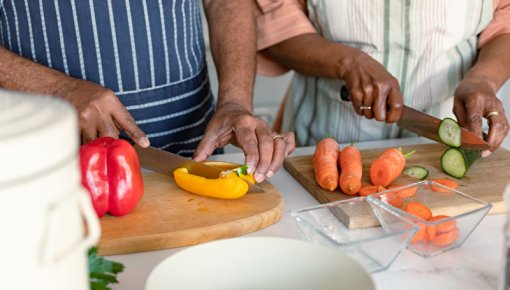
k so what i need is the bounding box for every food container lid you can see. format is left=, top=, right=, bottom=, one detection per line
left=0, top=90, right=79, bottom=185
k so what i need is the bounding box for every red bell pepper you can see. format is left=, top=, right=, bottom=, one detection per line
left=80, top=137, right=144, bottom=217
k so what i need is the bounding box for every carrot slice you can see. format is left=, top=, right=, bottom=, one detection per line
left=404, top=201, right=432, bottom=221
left=429, top=215, right=457, bottom=233
left=426, top=224, right=437, bottom=242
left=430, top=178, right=458, bottom=192
left=359, top=185, right=386, bottom=197
left=386, top=193, right=404, bottom=208
left=388, top=184, right=418, bottom=198
left=411, top=223, right=427, bottom=243
left=338, top=146, right=362, bottom=195
left=313, top=138, right=339, bottom=191
left=432, top=228, right=459, bottom=246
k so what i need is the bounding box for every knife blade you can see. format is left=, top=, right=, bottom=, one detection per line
left=396, top=106, right=491, bottom=150
left=134, top=145, right=265, bottom=193
left=339, top=86, right=491, bottom=150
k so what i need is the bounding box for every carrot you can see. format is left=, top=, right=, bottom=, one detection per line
left=359, top=185, right=386, bottom=197
left=432, top=228, right=459, bottom=246
left=426, top=224, right=437, bottom=243
left=404, top=201, right=432, bottom=221
left=388, top=184, right=418, bottom=198
left=338, top=145, right=362, bottom=195
left=429, top=215, right=457, bottom=234
left=313, top=138, right=339, bottom=191
left=431, top=178, right=458, bottom=192
left=370, top=148, right=414, bottom=187
left=411, top=223, right=427, bottom=243
left=386, top=193, right=404, bottom=208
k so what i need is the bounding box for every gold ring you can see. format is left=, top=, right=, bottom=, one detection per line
left=359, top=105, right=372, bottom=110
left=486, top=111, right=500, bottom=118
left=272, top=134, right=285, bottom=142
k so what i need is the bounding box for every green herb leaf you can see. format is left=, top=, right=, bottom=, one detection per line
left=89, top=247, right=125, bottom=290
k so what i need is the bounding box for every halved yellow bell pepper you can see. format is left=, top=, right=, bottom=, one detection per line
left=173, top=167, right=249, bottom=199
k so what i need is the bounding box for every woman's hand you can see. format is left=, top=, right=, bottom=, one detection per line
left=340, top=50, right=403, bottom=123
left=454, top=79, right=509, bottom=156
left=193, top=102, right=296, bottom=183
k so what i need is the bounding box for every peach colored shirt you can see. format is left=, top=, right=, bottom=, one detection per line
left=256, top=0, right=510, bottom=76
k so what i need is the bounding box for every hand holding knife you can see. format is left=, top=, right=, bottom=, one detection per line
left=340, top=86, right=491, bottom=150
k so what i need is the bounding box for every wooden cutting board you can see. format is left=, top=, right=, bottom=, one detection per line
left=284, top=143, right=510, bottom=228
left=98, top=172, right=283, bottom=255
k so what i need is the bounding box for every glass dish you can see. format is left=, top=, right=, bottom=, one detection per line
left=290, top=197, right=418, bottom=273
left=366, top=180, right=492, bottom=258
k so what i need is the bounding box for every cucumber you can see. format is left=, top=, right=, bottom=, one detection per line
left=403, top=166, right=429, bottom=180
left=438, top=118, right=461, bottom=147
left=441, top=148, right=481, bottom=179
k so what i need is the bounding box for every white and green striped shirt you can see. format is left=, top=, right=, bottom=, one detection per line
left=280, top=0, right=495, bottom=146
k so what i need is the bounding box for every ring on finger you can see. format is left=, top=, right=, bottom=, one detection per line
left=485, top=111, right=500, bottom=118
left=359, top=105, right=372, bottom=110
left=272, top=134, right=285, bottom=142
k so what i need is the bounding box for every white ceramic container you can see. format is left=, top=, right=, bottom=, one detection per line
left=0, top=90, right=100, bottom=290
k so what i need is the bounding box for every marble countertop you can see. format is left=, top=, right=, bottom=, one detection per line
left=109, top=137, right=509, bottom=290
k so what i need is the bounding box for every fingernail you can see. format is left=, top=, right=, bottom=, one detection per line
left=255, top=173, right=265, bottom=183
left=266, top=170, right=274, bottom=178
left=140, top=137, right=150, bottom=147
left=246, top=164, right=255, bottom=174
left=482, top=150, right=492, bottom=158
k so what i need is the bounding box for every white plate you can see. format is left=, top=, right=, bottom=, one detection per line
left=145, top=237, right=375, bottom=290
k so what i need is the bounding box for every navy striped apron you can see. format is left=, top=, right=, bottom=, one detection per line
left=0, top=0, right=216, bottom=156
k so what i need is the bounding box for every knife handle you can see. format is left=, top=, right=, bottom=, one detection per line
left=340, top=85, right=351, bottom=102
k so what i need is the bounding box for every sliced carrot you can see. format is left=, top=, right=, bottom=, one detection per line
left=404, top=201, right=432, bottom=221
left=386, top=193, right=404, bottom=208
left=430, top=178, right=458, bottom=192
left=359, top=185, right=386, bottom=197
left=411, top=223, right=427, bottom=243
left=388, top=184, right=418, bottom=198
left=426, top=224, right=437, bottom=242
left=432, top=228, right=459, bottom=246
left=370, top=148, right=407, bottom=187
left=423, top=230, right=431, bottom=244
left=338, top=146, right=362, bottom=195
left=429, top=215, right=457, bottom=233
left=313, top=138, right=339, bottom=191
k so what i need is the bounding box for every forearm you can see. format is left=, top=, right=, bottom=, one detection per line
left=203, top=0, right=256, bottom=111
left=465, top=34, right=510, bottom=92
left=0, top=46, right=70, bottom=95
left=262, top=33, right=363, bottom=79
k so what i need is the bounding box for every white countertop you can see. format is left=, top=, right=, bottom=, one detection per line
left=109, top=137, right=508, bottom=290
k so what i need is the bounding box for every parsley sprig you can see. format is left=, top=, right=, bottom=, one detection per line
left=88, top=247, right=124, bottom=290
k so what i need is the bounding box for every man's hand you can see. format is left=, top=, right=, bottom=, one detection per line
left=193, top=103, right=295, bottom=183
left=0, top=46, right=149, bottom=147
left=55, top=77, right=150, bottom=146
left=454, top=79, right=509, bottom=156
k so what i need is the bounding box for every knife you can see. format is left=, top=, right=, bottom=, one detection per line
left=134, top=145, right=265, bottom=193
left=339, top=86, right=491, bottom=150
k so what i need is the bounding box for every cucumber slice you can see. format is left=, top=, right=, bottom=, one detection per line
left=438, top=118, right=461, bottom=147
left=403, top=166, right=429, bottom=180
left=441, top=148, right=481, bottom=179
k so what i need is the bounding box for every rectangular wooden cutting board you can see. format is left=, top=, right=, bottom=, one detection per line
left=98, top=172, right=283, bottom=256
left=284, top=143, right=510, bottom=228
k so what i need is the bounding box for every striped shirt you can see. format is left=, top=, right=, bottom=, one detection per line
left=0, top=0, right=216, bottom=156
left=256, top=0, right=510, bottom=146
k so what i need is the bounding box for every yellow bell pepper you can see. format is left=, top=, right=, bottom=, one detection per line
left=173, top=167, right=249, bottom=199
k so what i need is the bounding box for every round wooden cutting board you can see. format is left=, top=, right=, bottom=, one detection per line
left=97, top=172, right=284, bottom=255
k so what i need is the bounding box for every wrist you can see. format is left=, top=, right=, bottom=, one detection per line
left=217, top=89, right=253, bottom=112
left=460, top=72, right=499, bottom=95
left=334, top=46, right=366, bottom=79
